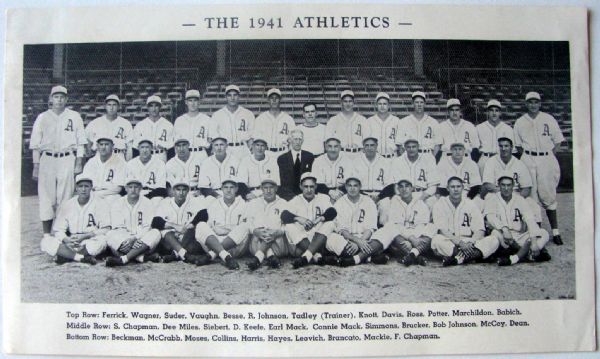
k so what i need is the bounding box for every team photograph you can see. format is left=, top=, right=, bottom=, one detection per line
left=19, top=39, right=575, bottom=304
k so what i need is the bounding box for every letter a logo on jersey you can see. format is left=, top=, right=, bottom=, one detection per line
left=543, top=124, right=550, bottom=136
left=115, top=127, right=125, bottom=139
left=280, top=123, right=289, bottom=135
left=417, top=169, right=427, bottom=182
left=355, top=124, right=362, bottom=136
left=187, top=212, right=193, bottom=220
left=513, top=172, right=520, bottom=187
left=463, top=172, right=470, bottom=184
left=461, top=214, right=471, bottom=227
left=238, top=119, right=247, bottom=132
left=377, top=169, right=384, bottom=184
left=87, top=214, right=97, bottom=227
left=197, top=126, right=205, bottom=139
left=389, top=128, right=396, bottom=140
left=513, top=208, right=523, bottom=223
left=358, top=209, right=365, bottom=223
left=337, top=167, right=344, bottom=179
left=137, top=211, right=143, bottom=225
left=464, top=132, right=471, bottom=144
left=424, top=126, right=432, bottom=139
left=229, top=166, right=235, bottom=176
left=106, top=169, right=114, bottom=182
left=148, top=172, right=156, bottom=185
left=315, top=206, right=322, bottom=217
left=194, top=165, right=200, bottom=178
left=64, top=119, right=73, bottom=132
left=159, top=130, right=167, bottom=142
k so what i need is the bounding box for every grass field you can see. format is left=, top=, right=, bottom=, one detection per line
left=20, top=193, right=575, bottom=304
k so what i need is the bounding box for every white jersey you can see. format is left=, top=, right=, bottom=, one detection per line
left=237, top=155, right=280, bottom=189
left=483, top=192, right=538, bottom=233
left=287, top=193, right=333, bottom=221
left=437, top=156, right=481, bottom=190
left=364, top=113, right=402, bottom=156
left=205, top=196, right=248, bottom=230
left=246, top=196, right=289, bottom=229
left=398, top=114, right=441, bottom=152
left=173, top=112, right=215, bottom=149
left=297, top=124, right=326, bottom=155
left=312, top=152, right=355, bottom=189
left=83, top=153, right=127, bottom=192
left=52, top=194, right=110, bottom=239
left=378, top=195, right=430, bottom=228
left=333, top=194, right=377, bottom=234
left=432, top=197, right=484, bottom=237
left=392, top=153, right=439, bottom=191
left=439, top=118, right=480, bottom=154
left=165, top=153, right=207, bottom=188
left=85, top=115, right=133, bottom=151
left=110, top=196, right=155, bottom=236
left=132, top=117, right=174, bottom=151
left=155, top=196, right=207, bottom=226
left=354, top=153, right=393, bottom=191
left=325, top=112, right=369, bottom=150
left=212, top=106, right=255, bottom=144
left=197, top=153, right=239, bottom=190
left=29, top=108, right=87, bottom=155
left=253, top=111, right=295, bottom=150
left=476, top=121, right=514, bottom=155
left=126, top=156, right=166, bottom=190
left=514, top=112, right=565, bottom=152
left=482, top=155, right=532, bottom=191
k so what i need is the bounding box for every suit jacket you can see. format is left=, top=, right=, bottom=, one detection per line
left=277, top=150, right=314, bottom=200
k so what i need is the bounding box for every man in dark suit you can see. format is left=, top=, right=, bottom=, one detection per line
left=277, top=129, right=314, bottom=200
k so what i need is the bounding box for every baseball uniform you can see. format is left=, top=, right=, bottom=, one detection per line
left=283, top=193, right=336, bottom=251
left=82, top=153, right=127, bottom=202
left=392, top=153, right=439, bottom=206
left=165, top=152, right=208, bottom=189
left=174, top=112, right=215, bottom=152
left=154, top=195, right=208, bottom=238
left=438, top=118, right=481, bottom=155
left=85, top=115, right=133, bottom=158
left=237, top=155, right=280, bottom=197
left=253, top=111, right=295, bottom=155
left=131, top=117, right=174, bottom=162
left=398, top=114, right=441, bottom=154
left=197, top=153, right=239, bottom=191
left=125, top=155, right=167, bottom=204
left=354, top=153, right=394, bottom=194
left=476, top=121, right=515, bottom=173
left=212, top=106, right=255, bottom=159
left=325, top=112, right=368, bottom=154
left=364, top=113, right=402, bottom=157
left=312, top=152, right=355, bottom=191
left=297, top=123, right=327, bottom=156
left=437, top=155, right=482, bottom=192
left=326, top=194, right=380, bottom=255
left=106, top=195, right=161, bottom=255
left=246, top=195, right=290, bottom=257
left=29, top=108, right=87, bottom=221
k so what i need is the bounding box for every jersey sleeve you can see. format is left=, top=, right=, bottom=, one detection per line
left=52, top=202, right=70, bottom=238
left=29, top=114, right=44, bottom=150
left=84, top=119, right=96, bottom=144
left=95, top=200, right=111, bottom=229
left=110, top=201, right=127, bottom=229
left=513, top=119, right=524, bottom=147
left=155, top=161, right=167, bottom=188
left=469, top=125, right=481, bottom=149
left=363, top=199, right=378, bottom=232
left=469, top=162, right=482, bottom=186
left=482, top=158, right=496, bottom=184
left=414, top=201, right=431, bottom=226
left=426, top=157, right=440, bottom=186
left=74, top=113, right=88, bottom=147
left=549, top=116, right=565, bottom=144
left=431, top=201, right=446, bottom=233
left=333, top=200, right=350, bottom=232
left=468, top=203, right=485, bottom=233
left=197, top=161, right=212, bottom=188
left=516, top=162, right=533, bottom=188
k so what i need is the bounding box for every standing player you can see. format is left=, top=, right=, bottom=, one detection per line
left=197, top=137, right=240, bottom=198
left=354, top=137, right=394, bottom=203
left=30, top=85, right=87, bottom=237
left=436, top=142, right=482, bottom=201
left=173, top=89, right=214, bottom=154
left=391, top=139, right=439, bottom=208
left=252, top=88, right=295, bottom=157
left=40, top=174, right=109, bottom=265
left=165, top=136, right=208, bottom=195
left=82, top=135, right=126, bottom=202
left=126, top=139, right=167, bottom=204
left=312, top=137, right=354, bottom=203
left=237, top=137, right=280, bottom=200
left=296, top=102, right=327, bottom=156
left=365, top=92, right=402, bottom=158
left=325, top=90, right=368, bottom=157
left=476, top=100, right=514, bottom=174
left=431, top=177, right=499, bottom=266
left=514, top=91, right=565, bottom=245
left=131, top=95, right=174, bottom=162
left=438, top=99, right=480, bottom=158
left=398, top=91, right=441, bottom=157
left=281, top=173, right=337, bottom=269
left=484, top=176, right=551, bottom=266
left=105, top=175, right=162, bottom=266
left=85, top=94, right=133, bottom=160
left=212, top=85, right=255, bottom=159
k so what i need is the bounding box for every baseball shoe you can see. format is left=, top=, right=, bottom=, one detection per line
left=292, top=257, right=309, bottom=269
left=224, top=256, right=239, bottom=270
left=401, top=253, right=417, bottom=266
left=145, top=253, right=161, bottom=263
left=247, top=256, right=261, bottom=271
left=265, top=256, right=281, bottom=269
left=193, top=255, right=211, bottom=266
left=105, top=256, right=125, bottom=267
left=371, top=253, right=389, bottom=265
left=316, top=255, right=338, bottom=266
left=442, top=256, right=458, bottom=267
left=54, top=256, right=71, bottom=265
left=416, top=256, right=427, bottom=266
left=534, top=249, right=552, bottom=262
left=552, top=235, right=563, bottom=245
left=80, top=256, right=97, bottom=265
left=184, top=253, right=206, bottom=264
left=162, top=254, right=180, bottom=263
left=497, top=257, right=512, bottom=266
left=339, top=257, right=358, bottom=267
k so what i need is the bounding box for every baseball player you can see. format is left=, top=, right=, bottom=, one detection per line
left=354, top=137, right=394, bottom=203
left=375, top=178, right=434, bottom=266
left=436, top=142, right=482, bottom=200
left=281, top=172, right=337, bottom=268
left=125, top=139, right=168, bottom=204
left=82, top=135, right=126, bottom=202
left=212, top=84, right=255, bottom=159
left=312, top=137, right=355, bottom=203
left=324, top=176, right=389, bottom=267
left=365, top=92, right=402, bottom=158
left=484, top=176, right=551, bottom=266
left=150, top=177, right=211, bottom=265
left=104, top=175, right=162, bottom=266
left=252, top=88, right=295, bottom=157
left=325, top=90, right=368, bottom=156
left=297, top=102, right=326, bottom=156
left=476, top=99, right=515, bottom=174
left=194, top=178, right=251, bottom=270
left=40, top=174, right=110, bottom=265
left=431, top=177, right=499, bottom=266
left=197, top=137, right=240, bottom=198
left=236, top=136, right=280, bottom=200
left=439, top=99, right=481, bottom=158
left=173, top=89, right=215, bottom=154
left=85, top=94, right=133, bottom=160
left=245, top=175, right=289, bottom=270
left=398, top=91, right=441, bottom=157
left=165, top=136, right=208, bottom=196
left=131, top=95, right=174, bottom=162
left=514, top=91, right=565, bottom=245
left=30, top=85, right=87, bottom=236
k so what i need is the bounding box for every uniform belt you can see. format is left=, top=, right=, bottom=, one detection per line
left=524, top=150, right=549, bottom=156
left=269, top=146, right=286, bottom=152
left=381, top=153, right=396, bottom=158
left=44, top=151, right=73, bottom=158
left=191, top=147, right=205, bottom=152
left=151, top=149, right=165, bottom=154
left=190, top=186, right=199, bottom=191
left=446, top=153, right=469, bottom=157
left=413, top=188, right=425, bottom=192
left=248, top=186, right=261, bottom=191
left=418, top=149, right=432, bottom=153
left=343, top=148, right=360, bottom=153
left=113, top=149, right=125, bottom=154
left=229, top=142, right=244, bottom=147
left=481, top=152, right=495, bottom=157
left=362, top=190, right=381, bottom=194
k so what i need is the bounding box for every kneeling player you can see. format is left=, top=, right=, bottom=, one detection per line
left=431, top=177, right=499, bottom=266
left=195, top=179, right=251, bottom=270
left=484, top=176, right=551, bottom=266
left=105, top=175, right=162, bottom=266
left=40, top=174, right=110, bottom=265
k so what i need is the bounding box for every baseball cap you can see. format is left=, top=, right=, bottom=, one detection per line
left=486, top=99, right=502, bottom=109
left=446, top=98, right=461, bottom=109
left=300, top=172, right=318, bottom=184
left=252, top=137, right=268, bottom=146
left=125, top=175, right=143, bottom=186
left=404, top=137, right=419, bottom=145
left=96, top=136, right=114, bottom=144
left=105, top=94, right=120, bottom=104
left=261, top=173, right=280, bottom=186
left=397, top=177, right=413, bottom=186
left=375, top=92, right=390, bottom=101
left=50, top=85, right=68, bottom=96
left=171, top=177, right=191, bottom=188
left=345, top=175, right=362, bottom=185
left=447, top=176, right=464, bottom=185
left=146, top=95, right=162, bottom=106
left=266, top=88, right=282, bottom=97
left=324, top=136, right=341, bottom=144
left=95, top=128, right=114, bottom=144
left=450, top=142, right=465, bottom=149
left=174, top=135, right=190, bottom=145
left=185, top=89, right=200, bottom=99
left=75, top=173, right=93, bottom=186
left=497, top=136, right=513, bottom=145
left=497, top=175, right=515, bottom=183
left=221, top=176, right=238, bottom=186
left=340, top=90, right=355, bottom=99
left=525, top=92, right=541, bottom=101
left=225, top=84, right=240, bottom=94
left=211, top=136, right=228, bottom=144
left=137, top=138, right=153, bottom=147
left=362, top=136, right=379, bottom=143
left=411, top=91, right=426, bottom=100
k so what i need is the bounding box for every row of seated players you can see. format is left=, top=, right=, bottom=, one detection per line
left=40, top=142, right=550, bottom=270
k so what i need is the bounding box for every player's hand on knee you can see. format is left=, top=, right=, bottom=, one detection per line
left=32, top=163, right=39, bottom=180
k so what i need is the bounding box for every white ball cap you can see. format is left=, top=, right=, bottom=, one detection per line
left=252, top=136, right=268, bottom=146
left=174, top=135, right=190, bottom=145
left=525, top=91, right=541, bottom=101
left=340, top=90, right=355, bottom=99
left=300, top=172, right=318, bottom=184
left=411, top=91, right=426, bottom=100
left=375, top=92, right=390, bottom=101
left=137, top=138, right=154, bottom=147
left=50, top=85, right=68, bottom=96
left=125, top=174, right=143, bottom=186
left=486, top=99, right=502, bottom=109
left=146, top=95, right=162, bottom=105
left=404, top=137, right=419, bottom=145
left=396, top=177, right=413, bottom=186
left=75, top=173, right=93, bottom=186
left=446, top=98, right=461, bottom=109
left=266, top=88, right=282, bottom=97
left=260, top=172, right=280, bottom=186
left=221, top=175, right=239, bottom=186
left=171, top=176, right=191, bottom=189
left=105, top=94, right=120, bottom=104
left=185, top=89, right=200, bottom=99
left=225, top=84, right=240, bottom=94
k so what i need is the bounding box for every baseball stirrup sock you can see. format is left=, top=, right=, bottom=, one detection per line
left=302, top=251, right=313, bottom=262
left=73, top=254, right=84, bottom=262
left=255, top=251, right=265, bottom=262
left=266, top=248, right=275, bottom=257
left=218, top=250, right=230, bottom=261
left=208, top=251, right=217, bottom=260
left=353, top=255, right=361, bottom=265
left=177, top=248, right=187, bottom=259
left=410, top=248, right=420, bottom=256
left=121, top=255, right=129, bottom=264
left=510, top=255, right=519, bottom=264
left=312, top=253, right=322, bottom=263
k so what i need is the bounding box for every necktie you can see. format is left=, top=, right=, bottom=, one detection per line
left=294, top=153, right=301, bottom=178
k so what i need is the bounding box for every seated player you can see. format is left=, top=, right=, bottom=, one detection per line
left=324, top=176, right=389, bottom=267
left=312, top=136, right=354, bottom=203
left=150, top=177, right=211, bottom=265
left=194, top=178, right=251, bottom=270
left=246, top=175, right=289, bottom=270
left=281, top=172, right=337, bottom=269
left=431, top=177, right=499, bottom=266
left=198, top=136, right=240, bottom=199
left=237, top=136, right=280, bottom=200
left=104, top=175, right=162, bottom=266
left=40, top=174, right=110, bottom=265
left=82, top=134, right=126, bottom=202
left=484, top=176, right=551, bottom=266
left=166, top=135, right=207, bottom=196
left=436, top=142, right=482, bottom=204
left=126, top=138, right=167, bottom=205
left=376, top=178, right=434, bottom=266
